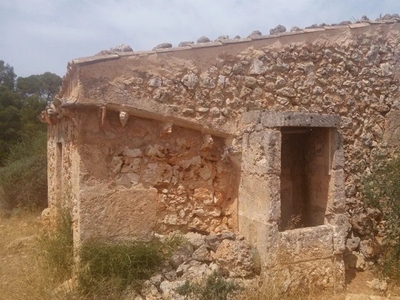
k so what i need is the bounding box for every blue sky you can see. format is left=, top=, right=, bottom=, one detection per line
left=0, top=0, right=399, bottom=77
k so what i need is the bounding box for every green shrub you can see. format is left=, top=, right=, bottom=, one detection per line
left=177, top=271, right=242, bottom=300
left=39, top=209, right=74, bottom=283
left=78, top=236, right=182, bottom=298
left=0, top=131, right=47, bottom=210
left=362, top=154, right=400, bottom=281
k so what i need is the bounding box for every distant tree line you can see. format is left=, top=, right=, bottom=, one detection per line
left=0, top=60, right=62, bottom=210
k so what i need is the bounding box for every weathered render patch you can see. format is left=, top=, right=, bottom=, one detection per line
left=73, top=110, right=239, bottom=243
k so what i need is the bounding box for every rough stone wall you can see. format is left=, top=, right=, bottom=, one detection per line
left=60, top=24, right=400, bottom=218
left=61, top=25, right=400, bottom=224
left=47, top=22, right=400, bottom=289
left=74, top=109, right=239, bottom=243
left=74, top=24, right=400, bottom=241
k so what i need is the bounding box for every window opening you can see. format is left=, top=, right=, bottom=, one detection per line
left=279, top=127, right=331, bottom=231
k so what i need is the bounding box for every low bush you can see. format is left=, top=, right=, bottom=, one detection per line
left=362, top=154, right=400, bottom=282
left=0, top=131, right=47, bottom=210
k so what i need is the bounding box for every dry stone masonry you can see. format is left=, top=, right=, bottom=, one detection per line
left=43, top=16, right=400, bottom=292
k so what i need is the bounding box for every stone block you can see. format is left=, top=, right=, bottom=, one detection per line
left=238, top=174, right=272, bottom=223
left=278, top=225, right=334, bottom=263
left=241, top=129, right=281, bottom=176
left=240, top=111, right=261, bottom=128
left=332, top=141, right=345, bottom=171
left=79, top=184, right=158, bottom=242
left=260, top=112, right=340, bottom=128
left=327, top=169, right=346, bottom=213
left=268, top=258, right=335, bottom=291
left=383, top=110, right=400, bottom=146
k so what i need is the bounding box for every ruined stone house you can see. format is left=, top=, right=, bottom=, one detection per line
left=42, top=20, right=400, bottom=291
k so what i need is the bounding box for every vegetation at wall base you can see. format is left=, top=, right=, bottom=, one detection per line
left=78, top=236, right=182, bottom=298
left=177, top=271, right=242, bottom=300
left=38, top=208, right=74, bottom=284
left=362, top=154, right=400, bottom=282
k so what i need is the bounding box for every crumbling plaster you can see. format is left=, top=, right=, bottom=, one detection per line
left=67, top=109, right=238, bottom=244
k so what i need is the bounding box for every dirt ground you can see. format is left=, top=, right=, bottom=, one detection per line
left=0, top=211, right=399, bottom=300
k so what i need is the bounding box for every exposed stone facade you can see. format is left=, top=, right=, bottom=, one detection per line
left=44, top=20, right=400, bottom=291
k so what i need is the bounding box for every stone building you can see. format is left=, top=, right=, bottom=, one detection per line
left=42, top=20, right=400, bottom=291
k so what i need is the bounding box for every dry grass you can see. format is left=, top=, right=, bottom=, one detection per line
left=0, top=209, right=66, bottom=300
left=1, top=209, right=399, bottom=300
left=236, top=277, right=347, bottom=300
left=0, top=210, right=41, bottom=299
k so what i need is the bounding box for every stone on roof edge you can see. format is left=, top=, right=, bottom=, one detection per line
left=70, top=22, right=396, bottom=66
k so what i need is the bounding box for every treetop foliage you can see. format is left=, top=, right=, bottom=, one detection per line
left=0, top=59, right=62, bottom=166
left=17, top=72, right=62, bottom=103
left=0, top=59, right=62, bottom=210
left=0, top=60, right=16, bottom=91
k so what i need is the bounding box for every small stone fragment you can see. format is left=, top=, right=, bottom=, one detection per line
left=148, top=77, right=162, bottom=87
left=192, top=244, right=212, bottom=262
left=215, top=35, right=229, bottom=41
left=178, top=41, right=194, bottom=47
left=346, top=236, right=360, bottom=251
left=249, top=59, right=266, bottom=75
left=276, top=87, right=296, bottom=98
left=247, top=30, right=262, bottom=38
left=270, top=25, right=286, bottom=35
left=213, top=239, right=255, bottom=278
left=152, top=43, right=173, bottom=50
left=197, top=36, right=210, bottom=43
left=184, top=232, right=205, bottom=249
left=244, top=76, right=257, bottom=88
left=110, top=44, right=133, bottom=52
left=181, top=74, right=199, bottom=89
left=290, top=26, right=302, bottom=32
